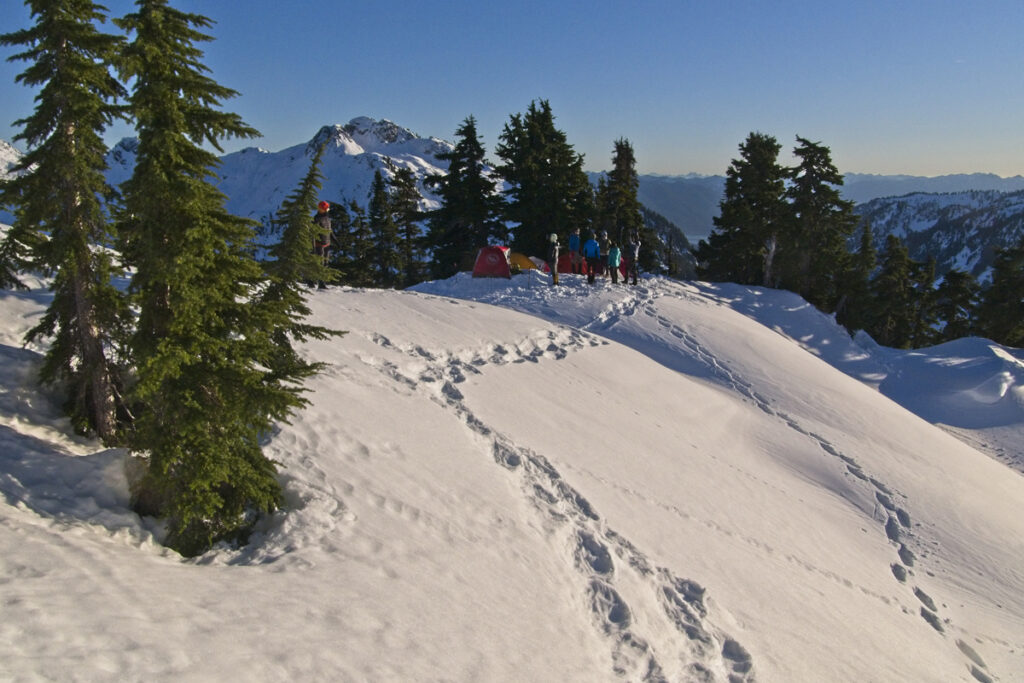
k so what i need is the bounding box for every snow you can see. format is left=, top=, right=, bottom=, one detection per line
left=1, top=258, right=1022, bottom=682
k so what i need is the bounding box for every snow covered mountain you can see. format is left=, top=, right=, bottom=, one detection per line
left=1, top=265, right=1022, bottom=681
left=856, top=190, right=1024, bottom=280
left=103, top=116, right=454, bottom=229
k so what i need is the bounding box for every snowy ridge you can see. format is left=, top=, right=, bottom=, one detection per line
left=95, top=117, right=453, bottom=228
left=218, top=117, right=452, bottom=225
left=2, top=261, right=1022, bottom=681
left=856, top=190, right=1024, bottom=278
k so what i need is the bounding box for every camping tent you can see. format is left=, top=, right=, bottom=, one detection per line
left=509, top=252, right=538, bottom=271
left=509, top=252, right=552, bottom=273
left=471, top=246, right=512, bottom=279
left=557, top=252, right=575, bottom=274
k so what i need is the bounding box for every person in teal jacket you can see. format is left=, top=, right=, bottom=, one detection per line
left=607, top=241, right=622, bottom=284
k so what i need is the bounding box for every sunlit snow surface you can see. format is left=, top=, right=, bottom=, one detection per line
left=1, top=265, right=1021, bottom=682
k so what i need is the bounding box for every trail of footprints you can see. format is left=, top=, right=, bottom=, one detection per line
left=633, top=284, right=997, bottom=682
left=357, top=283, right=1003, bottom=681
left=364, top=325, right=757, bottom=681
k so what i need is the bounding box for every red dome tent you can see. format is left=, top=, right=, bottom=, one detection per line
left=471, top=246, right=512, bottom=279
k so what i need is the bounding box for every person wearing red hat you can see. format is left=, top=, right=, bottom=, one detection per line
left=313, top=200, right=332, bottom=288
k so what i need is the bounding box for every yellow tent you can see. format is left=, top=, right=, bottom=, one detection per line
left=509, top=252, right=539, bottom=270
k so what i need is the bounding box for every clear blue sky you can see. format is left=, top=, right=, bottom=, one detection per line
left=2, top=0, right=1023, bottom=176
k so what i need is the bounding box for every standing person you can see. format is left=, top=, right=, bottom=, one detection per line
left=582, top=232, right=601, bottom=284
left=568, top=227, right=582, bottom=274
left=626, top=231, right=641, bottom=286
left=547, top=232, right=561, bottom=286
left=313, top=200, right=332, bottom=289
left=599, top=230, right=610, bottom=278
left=607, top=241, right=622, bottom=284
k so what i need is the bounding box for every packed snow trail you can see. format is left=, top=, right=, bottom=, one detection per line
left=414, top=271, right=1022, bottom=681
left=352, top=315, right=756, bottom=681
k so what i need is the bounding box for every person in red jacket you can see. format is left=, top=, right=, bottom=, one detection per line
left=313, top=200, right=332, bottom=289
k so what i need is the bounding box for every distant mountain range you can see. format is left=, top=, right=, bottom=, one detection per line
left=3, top=118, right=1022, bottom=281
left=632, top=172, right=1024, bottom=242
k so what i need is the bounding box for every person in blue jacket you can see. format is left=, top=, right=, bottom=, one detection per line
left=568, top=227, right=582, bottom=274
left=581, top=232, right=601, bottom=284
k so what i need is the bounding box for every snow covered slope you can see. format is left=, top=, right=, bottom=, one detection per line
left=1, top=265, right=1022, bottom=682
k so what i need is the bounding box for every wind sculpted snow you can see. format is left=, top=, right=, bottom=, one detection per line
left=1, top=263, right=1022, bottom=681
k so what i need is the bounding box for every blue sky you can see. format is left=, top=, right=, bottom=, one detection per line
left=2, top=0, right=1022, bottom=176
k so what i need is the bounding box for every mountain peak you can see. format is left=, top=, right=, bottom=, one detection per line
left=306, top=117, right=422, bottom=157
left=342, top=116, right=419, bottom=149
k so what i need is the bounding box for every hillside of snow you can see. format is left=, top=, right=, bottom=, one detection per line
left=1, top=258, right=1022, bottom=682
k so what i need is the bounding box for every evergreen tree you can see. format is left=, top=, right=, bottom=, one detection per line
left=0, top=198, right=37, bottom=290
left=934, top=269, right=980, bottom=341
left=908, top=256, right=938, bottom=348
left=495, top=100, right=593, bottom=256
left=259, top=143, right=344, bottom=393
left=836, top=221, right=877, bottom=334
left=696, top=132, right=789, bottom=286
left=424, top=115, right=504, bottom=280
left=115, top=0, right=285, bottom=556
left=782, top=136, right=858, bottom=309
left=325, top=200, right=353, bottom=277
left=976, top=240, right=1024, bottom=346
left=869, top=234, right=916, bottom=348
left=337, top=200, right=375, bottom=287
left=368, top=169, right=400, bottom=287
left=388, top=164, right=426, bottom=287
left=602, top=138, right=645, bottom=244
left=0, top=0, right=128, bottom=441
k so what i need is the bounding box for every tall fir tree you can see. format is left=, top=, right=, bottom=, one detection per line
left=782, top=136, right=858, bottom=309
left=908, top=256, right=938, bottom=348
left=336, top=200, right=375, bottom=287
left=425, top=115, right=504, bottom=280
left=0, top=0, right=128, bottom=441
left=869, top=234, right=916, bottom=348
left=325, top=201, right=353, bottom=272
left=695, top=132, right=789, bottom=286
left=387, top=164, right=426, bottom=287
left=259, top=143, right=343, bottom=389
left=976, top=240, right=1024, bottom=346
left=367, top=169, right=400, bottom=287
left=602, top=138, right=645, bottom=243
left=597, top=138, right=662, bottom=271
left=115, top=0, right=289, bottom=556
left=835, top=221, right=877, bottom=335
left=495, top=100, right=593, bottom=256
left=934, top=269, right=980, bottom=342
